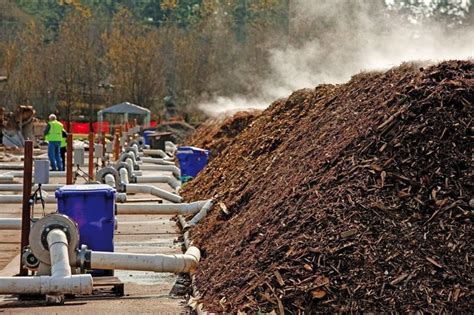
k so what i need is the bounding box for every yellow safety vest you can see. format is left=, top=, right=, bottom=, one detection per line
left=45, top=120, right=64, bottom=142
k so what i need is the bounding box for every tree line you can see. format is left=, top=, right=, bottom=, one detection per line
left=0, top=0, right=471, bottom=123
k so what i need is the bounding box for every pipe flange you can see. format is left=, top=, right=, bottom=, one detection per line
left=96, top=166, right=120, bottom=185
left=114, top=162, right=133, bottom=182
left=29, top=214, right=79, bottom=265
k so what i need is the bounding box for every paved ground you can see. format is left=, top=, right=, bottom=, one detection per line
left=0, top=155, right=187, bottom=314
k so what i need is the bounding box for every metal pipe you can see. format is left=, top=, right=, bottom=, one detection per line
left=89, top=246, right=200, bottom=274
left=0, top=218, right=22, bottom=230
left=116, top=200, right=208, bottom=215
left=88, top=132, right=94, bottom=180
left=20, top=140, right=33, bottom=275
left=124, top=184, right=182, bottom=203
left=66, top=134, right=73, bottom=184
left=139, top=164, right=181, bottom=178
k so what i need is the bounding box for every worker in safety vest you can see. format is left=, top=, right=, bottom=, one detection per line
left=44, top=114, right=64, bottom=171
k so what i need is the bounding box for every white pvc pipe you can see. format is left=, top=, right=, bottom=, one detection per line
left=89, top=246, right=201, bottom=273
left=135, top=175, right=180, bottom=190
left=0, top=194, right=55, bottom=204
left=119, top=168, right=129, bottom=185
left=0, top=229, right=92, bottom=296
left=104, top=173, right=116, bottom=188
left=0, top=218, right=22, bottom=230
left=0, top=275, right=93, bottom=295
left=140, top=157, right=175, bottom=166
left=188, top=200, right=214, bottom=227
left=47, top=229, right=72, bottom=277
left=125, top=184, right=182, bottom=203
left=125, top=158, right=134, bottom=171
left=0, top=184, right=63, bottom=192
left=0, top=193, right=125, bottom=204
left=142, top=149, right=173, bottom=160
left=0, top=175, right=14, bottom=181
left=139, top=165, right=180, bottom=178
left=116, top=200, right=208, bottom=215
left=1, top=171, right=66, bottom=178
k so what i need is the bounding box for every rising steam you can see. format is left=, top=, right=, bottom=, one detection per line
left=199, top=0, right=474, bottom=116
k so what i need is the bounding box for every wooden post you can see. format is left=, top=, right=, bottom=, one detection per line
left=88, top=132, right=94, bottom=180
left=113, top=132, right=120, bottom=161
left=66, top=133, right=73, bottom=185
left=20, top=140, right=33, bottom=276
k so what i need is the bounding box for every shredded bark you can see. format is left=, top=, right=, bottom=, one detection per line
left=181, top=60, right=473, bottom=313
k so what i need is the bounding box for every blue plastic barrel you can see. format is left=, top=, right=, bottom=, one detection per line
left=176, top=146, right=209, bottom=180
left=56, top=184, right=116, bottom=276
left=143, top=130, right=156, bottom=146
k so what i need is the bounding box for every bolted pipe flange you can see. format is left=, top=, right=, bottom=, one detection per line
left=96, top=166, right=120, bottom=185
left=29, top=214, right=79, bottom=265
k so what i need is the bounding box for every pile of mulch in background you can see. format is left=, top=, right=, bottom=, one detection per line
left=186, top=110, right=261, bottom=159
left=152, top=121, right=195, bottom=144
left=181, top=60, right=473, bottom=313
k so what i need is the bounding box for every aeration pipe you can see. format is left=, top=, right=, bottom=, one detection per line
left=124, top=184, right=182, bottom=203
left=140, top=157, right=175, bottom=166
left=0, top=171, right=66, bottom=178
left=116, top=200, right=209, bottom=215
left=133, top=175, right=181, bottom=190
left=139, top=164, right=181, bottom=178
left=0, top=229, right=92, bottom=296
left=0, top=218, right=22, bottom=230
left=0, top=193, right=126, bottom=204
left=142, top=149, right=173, bottom=160
left=88, top=246, right=200, bottom=273
left=0, top=184, right=63, bottom=192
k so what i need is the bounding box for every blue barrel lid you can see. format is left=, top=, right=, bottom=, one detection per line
left=55, top=184, right=116, bottom=198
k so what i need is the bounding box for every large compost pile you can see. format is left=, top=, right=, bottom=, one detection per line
left=181, top=61, right=473, bottom=313
left=186, top=110, right=261, bottom=159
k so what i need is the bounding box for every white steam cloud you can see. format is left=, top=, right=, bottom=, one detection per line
left=199, top=0, right=474, bottom=116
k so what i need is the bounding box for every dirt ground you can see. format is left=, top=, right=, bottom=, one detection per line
left=0, top=157, right=187, bottom=314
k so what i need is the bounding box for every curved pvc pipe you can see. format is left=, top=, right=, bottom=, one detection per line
left=125, top=158, right=134, bottom=171
left=188, top=200, right=214, bottom=227
left=116, top=200, right=209, bottom=215
left=125, top=184, right=182, bottom=203
left=135, top=175, right=181, bottom=190
left=47, top=229, right=72, bottom=277
left=89, top=246, right=200, bottom=273
left=104, top=173, right=116, bottom=188
left=0, top=229, right=92, bottom=296
left=0, top=218, right=22, bottom=230
left=139, top=165, right=181, bottom=178
left=119, top=168, right=129, bottom=185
